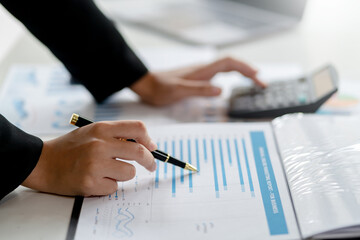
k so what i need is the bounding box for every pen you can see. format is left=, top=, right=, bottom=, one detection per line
left=69, top=113, right=198, bottom=172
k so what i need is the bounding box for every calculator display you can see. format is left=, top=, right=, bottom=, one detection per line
left=312, top=68, right=335, bottom=99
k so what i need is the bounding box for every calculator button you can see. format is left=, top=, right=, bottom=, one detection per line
left=277, top=100, right=287, bottom=107
left=233, top=97, right=253, bottom=110
left=254, top=100, right=265, bottom=109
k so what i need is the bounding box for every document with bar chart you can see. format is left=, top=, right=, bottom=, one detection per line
left=74, top=122, right=300, bottom=240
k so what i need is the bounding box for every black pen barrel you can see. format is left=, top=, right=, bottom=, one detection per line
left=76, top=117, right=92, bottom=127
left=70, top=113, right=195, bottom=171
left=152, top=151, right=167, bottom=161
left=70, top=114, right=92, bottom=127
left=156, top=149, right=168, bottom=156
left=152, top=151, right=186, bottom=168
left=167, top=156, right=186, bottom=168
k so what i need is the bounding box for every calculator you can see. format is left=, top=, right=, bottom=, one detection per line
left=228, top=64, right=339, bottom=118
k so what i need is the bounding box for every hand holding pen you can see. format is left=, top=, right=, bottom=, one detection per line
left=23, top=117, right=165, bottom=197
left=70, top=114, right=198, bottom=172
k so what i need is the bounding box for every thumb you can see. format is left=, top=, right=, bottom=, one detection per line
left=176, top=79, right=222, bottom=98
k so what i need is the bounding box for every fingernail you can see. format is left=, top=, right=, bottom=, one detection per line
left=150, top=140, right=158, bottom=151
left=151, top=161, right=157, bottom=172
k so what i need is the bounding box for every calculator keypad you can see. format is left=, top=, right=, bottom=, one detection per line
left=231, top=78, right=310, bottom=111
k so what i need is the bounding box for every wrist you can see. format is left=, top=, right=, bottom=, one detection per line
left=130, top=72, right=157, bottom=104
left=22, top=140, right=55, bottom=192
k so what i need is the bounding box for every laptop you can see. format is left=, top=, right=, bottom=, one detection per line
left=98, top=0, right=307, bottom=46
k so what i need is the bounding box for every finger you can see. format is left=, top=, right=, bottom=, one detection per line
left=163, top=64, right=204, bottom=77
left=104, top=160, right=137, bottom=181
left=185, top=57, right=257, bottom=79
left=88, top=178, right=118, bottom=196
left=91, top=121, right=157, bottom=152
left=250, top=74, right=267, bottom=88
left=175, top=80, right=222, bottom=98
left=184, top=57, right=267, bottom=88
left=108, top=139, right=157, bottom=172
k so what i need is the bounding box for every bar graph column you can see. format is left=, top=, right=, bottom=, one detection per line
left=155, top=159, right=160, bottom=189
left=172, top=140, right=176, bottom=197
left=218, top=139, right=227, bottom=191
left=203, top=138, right=208, bottom=163
left=180, top=139, right=184, bottom=183
left=242, top=138, right=255, bottom=197
left=187, top=139, right=193, bottom=192
left=195, top=138, right=200, bottom=174
left=164, top=141, right=168, bottom=179
left=234, top=138, right=245, bottom=192
left=210, top=139, right=220, bottom=198
left=155, top=142, right=160, bottom=189
left=226, top=139, right=233, bottom=166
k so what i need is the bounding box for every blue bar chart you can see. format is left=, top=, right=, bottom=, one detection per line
left=153, top=135, right=260, bottom=198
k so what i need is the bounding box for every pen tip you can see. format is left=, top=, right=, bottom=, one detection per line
left=185, top=163, right=198, bottom=172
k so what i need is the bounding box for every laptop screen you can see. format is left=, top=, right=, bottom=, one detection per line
left=236, top=0, right=307, bottom=19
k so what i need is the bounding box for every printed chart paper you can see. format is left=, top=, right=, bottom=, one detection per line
left=74, top=123, right=300, bottom=240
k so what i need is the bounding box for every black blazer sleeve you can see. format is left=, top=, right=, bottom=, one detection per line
left=0, top=114, right=43, bottom=200
left=0, top=0, right=148, bottom=102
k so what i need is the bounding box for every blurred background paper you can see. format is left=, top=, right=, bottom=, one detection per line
left=0, top=46, right=306, bottom=136
left=0, top=47, right=214, bottom=135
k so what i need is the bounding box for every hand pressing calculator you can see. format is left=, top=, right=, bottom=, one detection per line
left=229, top=64, right=338, bottom=118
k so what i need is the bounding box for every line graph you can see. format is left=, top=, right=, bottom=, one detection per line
left=113, top=208, right=135, bottom=238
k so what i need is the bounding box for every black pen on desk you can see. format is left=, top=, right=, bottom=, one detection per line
left=69, top=113, right=198, bottom=172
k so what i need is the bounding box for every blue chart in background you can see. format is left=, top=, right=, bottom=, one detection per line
left=94, top=102, right=122, bottom=122
left=13, top=99, right=28, bottom=120
left=10, top=68, right=38, bottom=89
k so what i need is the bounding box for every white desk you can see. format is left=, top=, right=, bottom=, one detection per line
left=0, top=0, right=359, bottom=239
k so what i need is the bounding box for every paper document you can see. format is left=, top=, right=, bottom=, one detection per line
left=74, top=123, right=299, bottom=240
